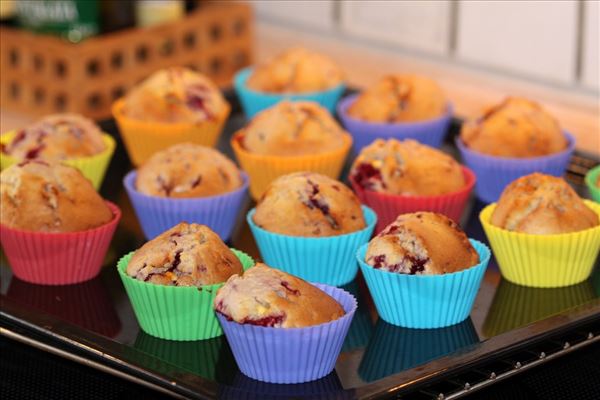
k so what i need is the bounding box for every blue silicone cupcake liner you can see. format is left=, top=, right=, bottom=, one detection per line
left=247, top=206, right=377, bottom=286
left=123, top=170, right=249, bottom=241
left=359, top=318, right=478, bottom=382
left=233, top=67, right=346, bottom=118
left=456, top=132, right=575, bottom=203
left=356, top=239, right=490, bottom=328
left=337, top=94, right=453, bottom=153
left=217, top=283, right=357, bottom=384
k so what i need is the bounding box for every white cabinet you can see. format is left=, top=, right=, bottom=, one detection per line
left=253, top=0, right=334, bottom=31
left=339, top=0, right=452, bottom=56
left=456, top=1, right=578, bottom=85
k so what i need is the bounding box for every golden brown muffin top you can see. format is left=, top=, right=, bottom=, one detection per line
left=0, top=161, right=113, bottom=232
left=350, top=139, right=465, bottom=196
left=491, top=173, right=598, bottom=234
left=123, top=67, right=229, bottom=123
left=348, top=74, right=447, bottom=122
left=247, top=47, right=344, bottom=93
left=365, top=212, right=479, bottom=275
left=253, top=172, right=366, bottom=237
left=136, top=143, right=242, bottom=198
left=234, top=101, right=348, bottom=156
left=460, top=97, right=567, bottom=157
left=127, top=222, right=243, bottom=287
left=214, top=263, right=345, bottom=328
left=2, top=114, right=105, bottom=161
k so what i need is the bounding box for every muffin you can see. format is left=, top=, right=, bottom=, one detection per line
left=365, top=212, right=479, bottom=275
left=348, top=75, right=446, bottom=123
left=350, top=139, right=465, bottom=196
left=126, top=222, right=243, bottom=287
left=235, top=101, right=348, bottom=156
left=1, top=114, right=106, bottom=161
left=247, top=47, right=344, bottom=94
left=136, top=143, right=242, bottom=198
left=490, top=173, right=599, bottom=235
left=460, top=97, right=567, bottom=158
left=215, top=263, right=345, bottom=328
left=253, top=172, right=366, bottom=237
left=0, top=160, right=113, bottom=232
left=123, top=67, right=229, bottom=124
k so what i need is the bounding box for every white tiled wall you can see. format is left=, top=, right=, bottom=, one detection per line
left=253, top=0, right=598, bottom=93
left=339, top=1, right=451, bottom=56
left=455, top=1, right=578, bottom=85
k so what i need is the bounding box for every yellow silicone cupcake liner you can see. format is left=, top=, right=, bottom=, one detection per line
left=480, top=201, right=600, bottom=288
left=231, top=132, right=352, bottom=200
left=111, top=99, right=230, bottom=166
left=1, top=131, right=116, bottom=190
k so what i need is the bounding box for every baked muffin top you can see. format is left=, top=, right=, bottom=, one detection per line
left=460, top=97, right=567, bottom=158
left=365, top=212, right=479, bottom=275
left=253, top=172, right=366, bottom=237
left=348, top=74, right=447, bottom=122
left=127, top=222, right=243, bottom=287
left=2, top=114, right=106, bottom=161
left=214, top=263, right=345, bottom=328
left=491, top=173, right=598, bottom=234
left=136, top=143, right=242, bottom=198
left=0, top=161, right=113, bottom=232
left=246, top=47, right=344, bottom=93
left=123, top=67, right=229, bottom=123
left=234, top=101, right=348, bottom=156
left=350, top=139, right=465, bottom=196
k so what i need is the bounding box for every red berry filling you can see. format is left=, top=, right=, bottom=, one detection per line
left=240, top=313, right=285, bottom=327
left=280, top=281, right=300, bottom=296
left=352, top=163, right=385, bottom=191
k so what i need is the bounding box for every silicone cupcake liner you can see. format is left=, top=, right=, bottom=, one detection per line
left=356, top=239, right=490, bottom=328
left=217, top=283, right=357, bottom=383
left=134, top=331, right=225, bottom=379
left=0, top=202, right=121, bottom=285
left=585, top=165, right=600, bottom=203
left=233, top=67, right=346, bottom=118
left=118, top=249, right=254, bottom=341
left=456, top=132, right=575, bottom=203
left=7, top=276, right=121, bottom=337
left=219, top=371, right=348, bottom=400
left=231, top=133, right=352, bottom=200
left=337, top=94, right=453, bottom=153
left=111, top=99, right=230, bottom=166
left=247, top=206, right=377, bottom=286
left=482, top=279, right=595, bottom=337
left=359, top=318, right=478, bottom=382
left=480, top=201, right=600, bottom=288
left=351, top=166, right=476, bottom=232
left=1, top=132, right=116, bottom=190
left=124, top=171, right=249, bottom=241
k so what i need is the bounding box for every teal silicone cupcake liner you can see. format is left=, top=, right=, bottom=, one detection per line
left=118, top=248, right=254, bottom=341
left=233, top=67, right=346, bottom=118
left=585, top=165, right=600, bottom=203
left=247, top=206, right=377, bottom=286
left=356, top=239, right=490, bottom=328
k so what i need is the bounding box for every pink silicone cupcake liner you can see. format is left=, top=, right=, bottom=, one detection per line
left=0, top=202, right=121, bottom=285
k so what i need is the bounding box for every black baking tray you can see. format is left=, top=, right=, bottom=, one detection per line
left=1, top=90, right=599, bottom=399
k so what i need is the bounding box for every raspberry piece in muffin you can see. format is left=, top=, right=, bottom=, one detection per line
left=214, top=263, right=345, bottom=328
left=365, top=212, right=479, bottom=275
left=127, top=222, right=243, bottom=287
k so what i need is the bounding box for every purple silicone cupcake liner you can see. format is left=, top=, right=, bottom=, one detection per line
left=217, top=283, right=357, bottom=384
left=337, top=94, right=453, bottom=153
left=456, top=132, right=575, bottom=203
left=124, top=171, right=249, bottom=240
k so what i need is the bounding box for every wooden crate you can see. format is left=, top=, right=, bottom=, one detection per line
left=0, top=2, right=253, bottom=120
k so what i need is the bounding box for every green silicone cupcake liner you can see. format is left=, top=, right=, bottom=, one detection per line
left=585, top=165, right=600, bottom=203
left=118, top=248, right=254, bottom=341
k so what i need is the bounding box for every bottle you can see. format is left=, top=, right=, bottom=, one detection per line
left=135, top=0, right=185, bottom=28
left=100, top=0, right=135, bottom=33
left=15, top=0, right=99, bottom=43
left=0, top=0, right=17, bottom=27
